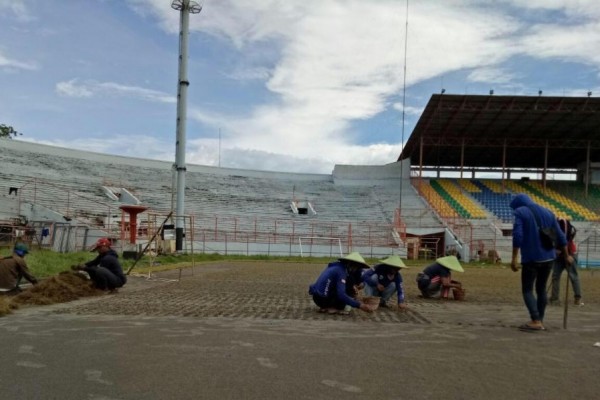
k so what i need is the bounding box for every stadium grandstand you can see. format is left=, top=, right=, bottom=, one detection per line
left=1, top=93, right=600, bottom=267
left=399, top=93, right=600, bottom=267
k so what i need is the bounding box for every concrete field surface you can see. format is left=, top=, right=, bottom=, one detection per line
left=1, top=261, right=599, bottom=400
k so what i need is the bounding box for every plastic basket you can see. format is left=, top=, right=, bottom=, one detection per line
left=452, top=288, right=466, bottom=301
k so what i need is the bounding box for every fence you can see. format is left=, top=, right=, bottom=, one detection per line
left=9, top=175, right=403, bottom=257
left=577, top=230, right=600, bottom=270
left=187, top=213, right=400, bottom=257
left=17, top=178, right=121, bottom=233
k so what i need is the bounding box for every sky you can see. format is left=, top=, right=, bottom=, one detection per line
left=1, top=0, right=599, bottom=174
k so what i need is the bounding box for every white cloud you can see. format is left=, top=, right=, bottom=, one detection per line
left=0, top=50, right=37, bottom=71
left=392, top=103, right=424, bottom=117
left=226, top=66, right=271, bottom=81
left=56, top=79, right=175, bottom=103
left=55, top=80, right=94, bottom=98
left=25, top=134, right=175, bottom=164
left=208, top=146, right=334, bottom=174
left=0, top=0, right=33, bottom=22
left=175, top=1, right=525, bottom=170
left=9, top=1, right=600, bottom=174
left=188, top=106, right=402, bottom=173
left=468, top=67, right=517, bottom=84
left=517, top=22, right=600, bottom=66
left=121, top=2, right=566, bottom=172
left=184, top=137, right=400, bottom=174
left=497, top=1, right=600, bottom=66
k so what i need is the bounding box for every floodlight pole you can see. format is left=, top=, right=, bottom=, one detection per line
left=171, top=0, right=201, bottom=252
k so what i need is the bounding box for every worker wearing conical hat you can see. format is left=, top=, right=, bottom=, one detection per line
left=309, top=252, right=375, bottom=315
left=362, top=255, right=409, bottom=310
left=416, top=256, right=464, bottom=299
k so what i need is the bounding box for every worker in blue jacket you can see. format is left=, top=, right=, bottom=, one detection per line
left=309, top=252, right=374, bottom=315
left=363, top=255, right=409, bottom=310
left=73, top=238, right=126, bottom=292
left=510, top=193, right=573, bottom=331
left=416, top=255, right=464, bottom=299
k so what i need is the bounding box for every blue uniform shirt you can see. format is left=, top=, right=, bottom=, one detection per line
left=363, top=264, right=405, bottom=304
left=308, top=261, right=360, bottom=308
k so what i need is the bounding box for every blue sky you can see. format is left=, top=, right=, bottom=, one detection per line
left=1, top=0, right=599, bottom=174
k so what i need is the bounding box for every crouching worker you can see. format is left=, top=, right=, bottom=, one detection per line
left=363, top=255, right=409, bottom=310
left=72, top=238, right=126, bottom=292
left=309, top=252, right=374, bottom=315
left=416, top=255, right=464, bottom=299
left=0, top=243, right=38, bottom=294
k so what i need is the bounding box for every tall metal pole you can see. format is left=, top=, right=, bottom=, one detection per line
left=171, top=0, right=202, bottom=252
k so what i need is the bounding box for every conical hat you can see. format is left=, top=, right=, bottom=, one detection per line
left=436, top=255, right=464, bottom=273
left=339, top=252, right=369, bottom=268
left=379, top=255, right=408, bottom=269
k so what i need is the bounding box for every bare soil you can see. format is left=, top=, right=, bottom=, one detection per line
left=51, top=262, right=600, bottom=321
left=2, top=261, right=599, bottom=400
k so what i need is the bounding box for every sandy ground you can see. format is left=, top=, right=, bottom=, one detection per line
left=1, top=262, right=599, bottom=400
left=57, top=262, right=600, bottom=320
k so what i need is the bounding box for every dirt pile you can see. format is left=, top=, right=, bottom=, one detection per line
left=0, top=296, right=10, bottom=317
left=12, top=271, right=103, bottom=306
left=0, top=272, right=105, bottom=316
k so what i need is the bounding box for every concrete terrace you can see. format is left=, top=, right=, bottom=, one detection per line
left=0, top=140, right=433, bottom=257
left=2, top=140, right=599, bottom=263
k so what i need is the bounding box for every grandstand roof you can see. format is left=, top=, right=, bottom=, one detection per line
left=399, top=94, right=600, bottom=170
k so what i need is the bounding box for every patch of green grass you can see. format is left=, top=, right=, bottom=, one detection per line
left=0, top=249, right=90, bottom=277
left=0, top=248, right=502, bottom=279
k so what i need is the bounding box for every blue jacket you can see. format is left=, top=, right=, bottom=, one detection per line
left=85, top=249, right=127, bottom=286
left=308, top=261, right=360, bottom=308
left=363, top=264, right=405, bottom=304
left=510, top=193, right=566, bottom=264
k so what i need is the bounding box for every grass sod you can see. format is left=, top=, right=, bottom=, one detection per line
left=0, top=248, right=506, bottom=317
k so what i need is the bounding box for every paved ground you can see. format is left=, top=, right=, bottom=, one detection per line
left=1, top=262, right=599, bottom=399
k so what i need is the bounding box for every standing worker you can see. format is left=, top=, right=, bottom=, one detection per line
left=510, top=194, right=572, bottom=332
left=550, top=218, right=583, bottom=306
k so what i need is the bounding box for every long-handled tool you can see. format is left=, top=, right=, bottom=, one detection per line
left=126, top=211, right=173, bottom=275
left=563, top=264, right=570, bottom=329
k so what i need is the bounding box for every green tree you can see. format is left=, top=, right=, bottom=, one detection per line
left=0, top=124, right=22, bottom=139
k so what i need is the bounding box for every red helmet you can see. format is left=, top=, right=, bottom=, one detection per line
left=91, top=238, right=111, bottom=251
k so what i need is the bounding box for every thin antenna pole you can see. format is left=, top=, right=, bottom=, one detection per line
left=399, top=0, right=409, bottom=212
left=219, top=128, right=221, bottom=168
